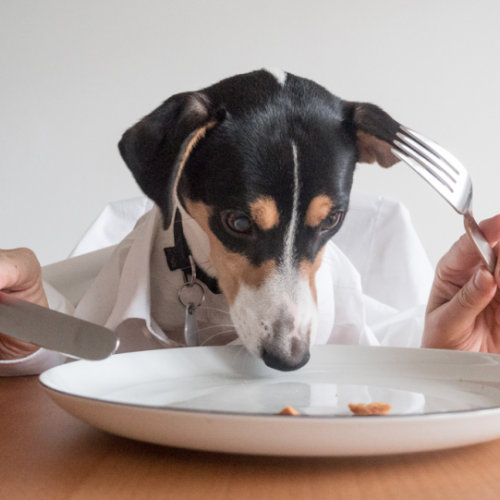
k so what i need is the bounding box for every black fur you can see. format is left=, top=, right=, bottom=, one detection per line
left=119, top=70, right=401, bottom=268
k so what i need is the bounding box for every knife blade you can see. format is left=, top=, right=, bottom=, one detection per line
left=0, top=291, right=119, bottom=360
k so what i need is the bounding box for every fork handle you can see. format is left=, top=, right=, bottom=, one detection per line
left=464, top=212, right=497, bottom=274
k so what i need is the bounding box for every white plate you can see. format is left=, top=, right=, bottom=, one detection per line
left=40, top=345, right=500, bottom=456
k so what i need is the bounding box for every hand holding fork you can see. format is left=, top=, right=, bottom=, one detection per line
left=391, top=127, right=500, bottom=351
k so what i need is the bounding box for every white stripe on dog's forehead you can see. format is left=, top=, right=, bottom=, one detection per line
left=264, top=68, right=287, bottom=86
left=281, top=142, right=299, bottom=275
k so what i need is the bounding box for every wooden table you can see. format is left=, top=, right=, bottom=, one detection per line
left=1, top=377, right=500, bottom=500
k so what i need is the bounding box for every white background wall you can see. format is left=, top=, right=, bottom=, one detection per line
left=1, top=0, right=499, bottom=266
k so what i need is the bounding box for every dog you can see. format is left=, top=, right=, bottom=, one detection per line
left=118, top=69, right=401, bottom=371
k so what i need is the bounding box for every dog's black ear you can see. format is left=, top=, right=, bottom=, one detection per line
left=344, top=102, right=401, bottom=168
left=118, top=92, right=221, bottom=229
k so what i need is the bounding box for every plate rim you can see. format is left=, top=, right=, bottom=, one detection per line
left=39, top=344, right=500, bottom=421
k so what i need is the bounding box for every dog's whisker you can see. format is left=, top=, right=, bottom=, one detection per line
left=196, top=324, right=235, bottom=334
left=230, top=344, right=247, bottom=365
left=241, top=347, right=251, bottom=371
left=200, top=329, right=237, bottom=347
left=197, top=306, right=232, bottom=316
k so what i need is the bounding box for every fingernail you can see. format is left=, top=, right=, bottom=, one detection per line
left=474, top=268, right=493, bottom=292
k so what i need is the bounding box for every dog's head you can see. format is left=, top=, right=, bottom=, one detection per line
left=119, top=69, right=400, bottom=371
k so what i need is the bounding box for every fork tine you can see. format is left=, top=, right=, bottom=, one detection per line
left=393, top=140, right=454, bottom=192
left=391, top=148, right=463, bottom=214
left=402, top=127, right=461, bottom=175
left=396, top=132, right=457, bottom=184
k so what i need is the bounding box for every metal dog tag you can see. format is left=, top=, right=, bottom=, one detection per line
left=184, top=303, right=200, bottom=347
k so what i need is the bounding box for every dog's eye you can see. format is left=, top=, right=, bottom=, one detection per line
left=320, top=212, right=344, bottom=232
left=224, top=212, right=253, bottom=234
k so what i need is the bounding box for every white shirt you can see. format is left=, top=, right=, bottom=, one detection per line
left=0, top=191, right=434, bottom=376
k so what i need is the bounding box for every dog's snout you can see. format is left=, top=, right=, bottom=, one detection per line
left=261, top=338, right=310, bottom=372
left=272, top=313, right=295, bottom=339
left=228, top=262, right=318, bottom=371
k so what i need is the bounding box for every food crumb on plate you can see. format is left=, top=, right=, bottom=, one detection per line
left=277, top=405, right=300, bottom=416
left=348, top=402, right=392, bottom=416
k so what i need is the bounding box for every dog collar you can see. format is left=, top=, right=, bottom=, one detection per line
left=163, top=209, right=222, bottom=295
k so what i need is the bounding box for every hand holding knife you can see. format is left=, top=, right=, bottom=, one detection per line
left=0, top=291, right=119, bottom=361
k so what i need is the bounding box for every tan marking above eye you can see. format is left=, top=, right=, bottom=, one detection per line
left=250, top=196, right=280, bottom=231
left=305, top=196, right=334, bottom=227
left=300, top=246, right=327, bottom=304
left=184, top=200, right=277, bottom=305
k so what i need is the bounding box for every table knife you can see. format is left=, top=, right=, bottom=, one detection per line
left=0, top=291, right=119, bottom=360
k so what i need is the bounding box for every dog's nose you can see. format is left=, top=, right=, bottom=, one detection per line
left=261, top=340, right=310, bottom=371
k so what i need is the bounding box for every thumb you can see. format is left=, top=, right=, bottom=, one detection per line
left=446, top=268, right=497, bottom=330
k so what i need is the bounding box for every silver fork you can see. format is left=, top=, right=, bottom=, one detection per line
left=391, top=127, right=497, bottom=274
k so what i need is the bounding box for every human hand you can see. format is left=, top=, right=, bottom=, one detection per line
left=422, top=215, right=500, bottom=353
left=0, top=248, right=48, bottom=360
